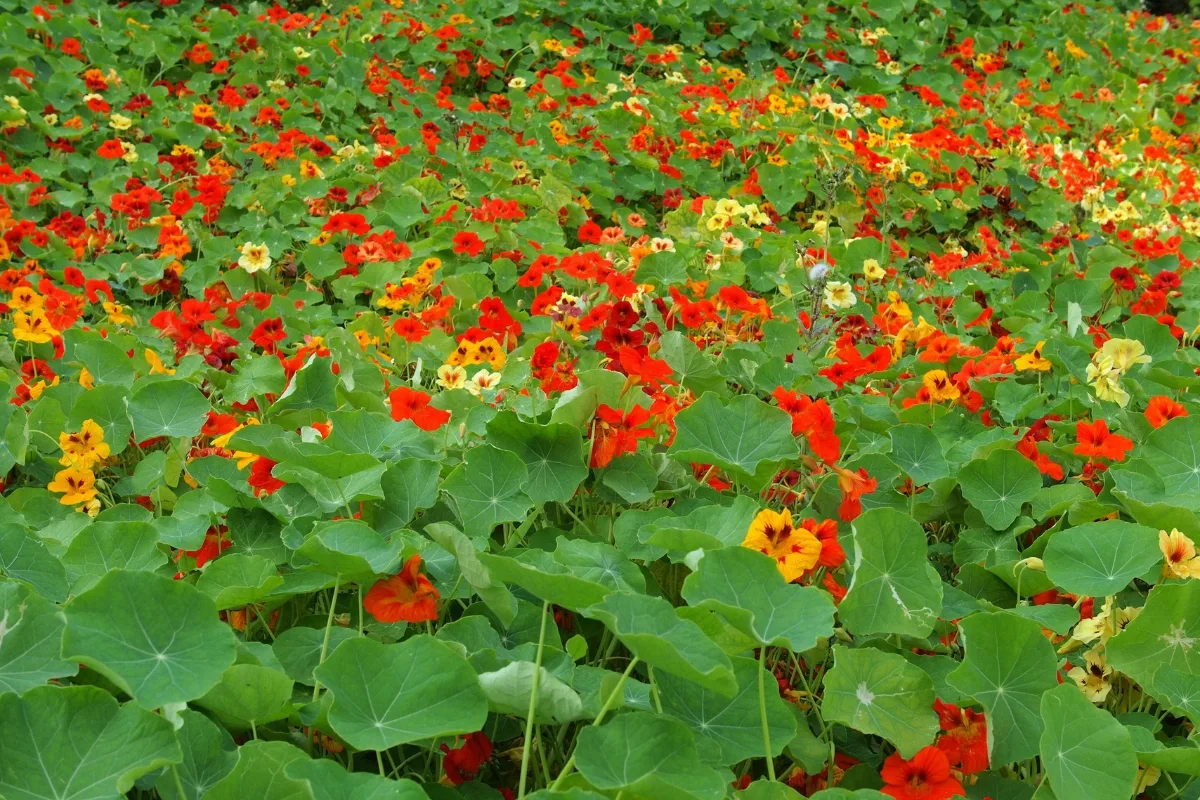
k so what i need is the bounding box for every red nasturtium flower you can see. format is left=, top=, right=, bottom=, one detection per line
left=247, top=457, right=285, bottom=496
left=833, top=465, right=877, bottom=521
left=364, top=554, right=439, bottom=623
left=440, top=731, right=493, bottom=785
left=1073, top=419, right=1133, bottom=462
left=934, top=700, right=988, bottom=774
left=590, top=403, right=654, bottom=468
left=451, top=231, right=485, bottom=258
left=879, top=746, right=965, bottom=800
left=1145, top=395, right=1187, bottom=428
left=389, top=386, right=451, bottom=431
left=773, top=387, right=841, bottom=463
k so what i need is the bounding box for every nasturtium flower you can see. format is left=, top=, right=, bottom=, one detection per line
left=862, top=258, right=885, bottom=281
left=389, top=386, right=451, bottom=431
left=48, top=466, right=98, bottom=506
left=1073, top=419, right=1133, bottom=462
left=921, top=370, right=960, bottom=403
left=1145, top=395, right=1187, bottom=428
left=879, top=746, right=964, bottom=800
left=934, top=700, right=988, bottom=774
left=238, top=242, right=272, bottom=273
left=464, top=368, right=501, bottom=398
left=742, top=507, right=821, bottom=582
left=1014, top=341, right=1051, bottom=371
left=1160, top=528, right=1200, bottom=580
left=1096, top=337, right=1150, bottom=372
left=1067, top=649, right=1113, bottom=703
left=436, top=364, right=467, bottom=390
left=364, top=554, right=439, bottom=623
left=13, top=310, right=58, bottom=343
left=59, top=419, right=110, bottom=469
left=823, top=281, right=857, bottom=311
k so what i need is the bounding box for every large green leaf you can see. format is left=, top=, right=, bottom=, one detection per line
left=485, top=411, right=588, bottom=504
left=62, top=570, right=238, bottom=708
left=0, top=523, right=69, bottom=602
left=888, top=424, right=950, bottom=485
left=1039, top=683, right=1137, bottom=800
left=425, top=522, right=516, bottom=627
left=62, top=520, right=167, bottom=593
left=667, top=393, right=799, bottom=490
left=582, top=591, right=737, bottom=695
left=374, top=459, right=441, bottom=533
left=196, top=553, right=284, bottom=609
left=657, top=655, right=797, bottom=765
left=478, top=661, right=586, bottom=723
left=1108, top=582, right=1200, bottom=689
left=195, top=664, right=295, bottom=726
left=958, top=449, right=1042, bottom=530
left=0, top=578, right=77, bottom=694
left=478, top=548, right=611, bottom=611
left=574, top=711, right=727, bottom=800
left=203, top=740, right=312, bottom=800
left=1042, top=520, right=1161, bottom=596
left=441, top=445, right=534, bottom=538
left=1141, top=416, right=1200, bottom=509
left=681, top=546, right=835, bottom=651
left=272, top=625, right=360, bottom=685
left=128, top=379, right=211, bottom=441
left=313, top=634, right=488, bottom=750
left=272, top=450, right=387, bottom=514
left=821, top=646, right=938, bottom=759
left=1151, top=665, right=1200, bottom=724
left=946, top=611, right=1059, bottom=764
left=287, top=758, right=430, bottom=800
left=295, top=520, right=404, bottom=579
left=154, top=709, right=238, bottom=800
left=838, top=508, right=942, bottom=638
left=0, top=685, right=181, bottom=800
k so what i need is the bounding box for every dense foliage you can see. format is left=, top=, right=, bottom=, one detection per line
left=0, top=0, right=1198, bottom=799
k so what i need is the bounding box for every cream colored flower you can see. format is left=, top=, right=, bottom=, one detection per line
left=109, top=113, right=132, bottom=131
left=863, top=258, right=886, bottom=281
left=1096, top=338, right=1151, bottom=373
left=823, top=281, right=857, bottom=311
left=465, top=369, right=501, bottom=398
left=1067, top=649, right=1112, bottom=703
left=436, top=364, right=466, bottom=390
left=238, top=242, right=272, bottom=274
left=1160, top=528, right=1200, bottom=580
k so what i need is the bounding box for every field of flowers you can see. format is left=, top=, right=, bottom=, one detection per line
left=0, top=0, right=1198, bottom=797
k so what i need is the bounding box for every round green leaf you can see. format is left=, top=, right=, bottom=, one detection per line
left=154, top=709, right=237, bottom=800
left=888, top=424, right=950, bottom=485
left=314, top=634, right=488, bottom=751
left=195, top=664, right=295, bottom=726
left=1108, top=581, right=1200, bottom=689
left=839, top=508, right=943, bottom=638
left=478, top=661, right=586, bottom=723
left=958, top=449, right=1042, bottom=530
left=1039, top=683, right=1137, bottom=800
left=62, top=570, right=238, bottom=708
left=0, top=578, right=77, bottom=694
left=1042, top=520, right=1161, bottom=596
left=128, top=379, right=211, bottom=441
left=821, top=645, right=938, bottom=759
left=272, top=626, right=360, bottom=686
left=196, top=553, right=285, bottom=610
left=441, top=445, right=534, bottom=538
left=286, top=757, right=430, bottom=800
left=485, top=411, right=588, bottom=504
left=0, top=685, right=181, bottom=800
left=681, top=546, right=835, bottom=652
left=203, top=740, right=311, bottom=800
left=667, top=393, right=799, bottom=491
left=946, top=611, right=1059, bottom=764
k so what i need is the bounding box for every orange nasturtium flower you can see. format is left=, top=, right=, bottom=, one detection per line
left=48, top=466, right=98, bottom=506
left=742, top=507, right=821, bottom=582
left=1160, top=529, right=1200, bottom=580
left=364, top=554, right=440, bottom=623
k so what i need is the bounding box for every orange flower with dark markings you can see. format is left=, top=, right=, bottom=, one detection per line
left=1146, top=395, right=1187, bottom=428
left=1073, top=419, right=1133, bottom=462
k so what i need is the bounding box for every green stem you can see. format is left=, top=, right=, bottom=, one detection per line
left=759, top=646, right=776, bottom=781
left=552, top=656, right=640, bottom=789
left=170, top=764, right=187, bottom=799
left=311, top=574, right=341, bottom=702
left=519, top=601, right=550, bottom=799
left=648, top=666, right=663, bottom=714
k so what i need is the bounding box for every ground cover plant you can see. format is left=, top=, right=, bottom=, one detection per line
left=0, top=0, right=1198, bottom=798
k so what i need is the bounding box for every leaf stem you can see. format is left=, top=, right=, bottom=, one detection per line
left=551, top=656, right=640, bottom=789
left=518, top=601, right=550, bottom=799
left=759, top=646, right=776, bottom=781
left=311, top=573, right=341, bottom=702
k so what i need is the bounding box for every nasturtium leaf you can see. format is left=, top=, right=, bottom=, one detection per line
left=1108, top=581, right=1200, bottom=689
left=485, top=411, right=588, bottom=504
left=1039, top=683, right=1137, bottom=800
left=478, top=661, right=586, bottom=723
left=314, top=634, right=488, bottom=751
left=0, top=578, right=78, bottom=694
left=272, top=625, right=359, bottom=685
left=203, top=740, right=311, bottom=800
left=1150, top=665, right=1200, bottom=724
left=195, top=664, right=295, bottom=726
left=947, top=611, right=1059, bottom=764
left=374, top=459, right=441, bottom=533
left=735, top=782, right=805, bottom=799
left=839, top=508, right=942, bottom=638
left=478, top=548, right=611, bottom=610
left=668, top=393, right=799, bottom=490
left=441, top=445, right=534, bottom=538
left=575, top=711, right=727, bottom=800
left=62, top=569, right=238, bottom=708
left=599, top=453, right=659, bottom=504
left=286, top=758, right=431, bottom=800
left=154, top=709, right=238, bottom=800
left=583, top=591, right=736, bottom=694
left=1141, top=416, right=1200, bottom=508
left=553, top=536, right=645, bottom=594
left=525, top=790, right=607, bottom=800
left=273, top=356, right=338, bottom=414
left=806, top=791, right=888, bottom=800
left=958, top=449, right=1042, bottom=530
left=681, top=546, right=835, bottom=652
left=224, top=354, right=287, bottom=405
left=68, top=384, right=133, bottom=456
left=821, top=646, right=938, bottom=759
left=272, top=450, right=387, bottom=513
left=1042, top=520, right=1161, bottom=596
left=128, top=379, right=211, bottom=441
left=0, top=685, right=181, bottom=800
left=657, top=655, right=797, bottom=765
left=659, top=330, right=725, bottom=396
left=196, top=553, right=284, bottom=609
left=295, top=519, right=403, bottom=579
left=0, top=523, right=69, bottom=601
left=642, top=495, right=759, bottom=553
left=888, top=425, right=950, bottom=485
left=62, top=520, right=167, bottom=592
